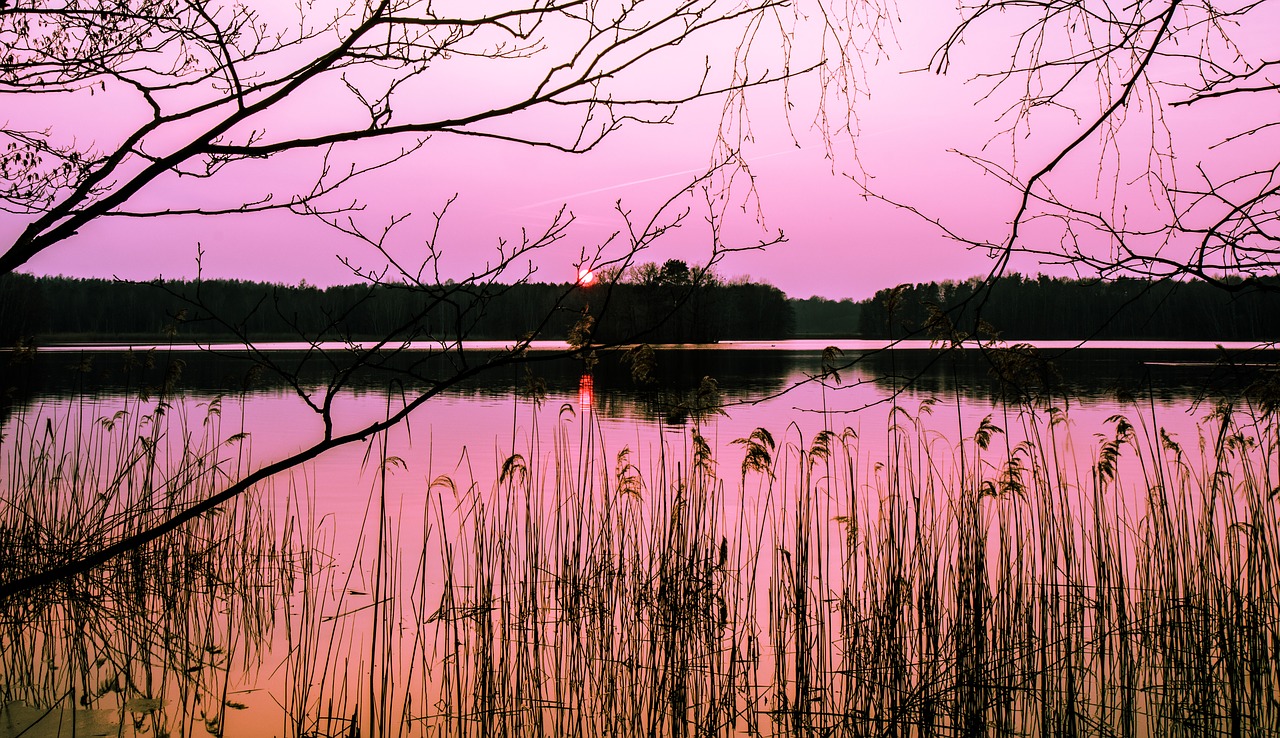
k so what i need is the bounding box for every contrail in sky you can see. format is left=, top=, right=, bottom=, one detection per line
left=516, top=149, right=797, bottom=211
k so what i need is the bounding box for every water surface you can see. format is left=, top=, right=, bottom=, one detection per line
left=2, top=341, right=1277, bottom=737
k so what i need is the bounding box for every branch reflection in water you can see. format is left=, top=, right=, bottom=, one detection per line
left=2, top=343, right=1278, bottom=737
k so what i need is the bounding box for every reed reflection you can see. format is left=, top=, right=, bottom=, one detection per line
left=0, top=391, right=298, bottom=738
left=2, top=344, right=1278, bottom=737
left=578, top=372, right=595, bottom=411
left=5, top=344, right=1270, bottom=420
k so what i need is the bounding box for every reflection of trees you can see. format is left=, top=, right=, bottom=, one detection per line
left=4, top=347, right=806, bottom=426
left=849, top=347, right=1276, bottom=407
left=10, top=346, right=1271, bottom=423
left=592, top=349, right=804, bottom=423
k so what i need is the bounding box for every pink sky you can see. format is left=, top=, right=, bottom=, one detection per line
left=3, top=2, right=1275, bottom=300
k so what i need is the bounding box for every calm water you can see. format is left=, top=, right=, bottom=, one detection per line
left=2, top=341, right=1278, bottom=737
left=1, top=341, right=1262, bottom=482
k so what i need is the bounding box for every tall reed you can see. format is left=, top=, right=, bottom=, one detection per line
left=281, top=382, right=1280, bottom=737
left=0, top=366, right=297, bottom=738
left=5, top=366, right=1279, bottom=737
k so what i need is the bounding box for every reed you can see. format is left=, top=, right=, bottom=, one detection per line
left=0, top=373, right=297, bottom=738
left=276, top=382, right=1280, bottom=737
left=3, top=369, right=1279, bottom=737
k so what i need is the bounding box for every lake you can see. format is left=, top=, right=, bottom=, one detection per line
left=2, top=340, right=1278, bottom=737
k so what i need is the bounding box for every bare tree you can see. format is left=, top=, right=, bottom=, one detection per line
left=870, top=0, right=1278, bottom=294
left=0, top=0, right=892, bottom=272
left=0, top=0, right=892, bottom=596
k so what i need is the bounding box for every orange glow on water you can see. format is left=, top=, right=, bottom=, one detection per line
left=577, top=268, right=596, bottom=286
left=578, top=373, right=594, bottom=409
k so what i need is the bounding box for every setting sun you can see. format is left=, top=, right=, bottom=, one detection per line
left=577, top=268, right=596, bottom=286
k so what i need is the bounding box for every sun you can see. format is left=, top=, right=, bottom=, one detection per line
left=577, top=268, right=596, bottom=286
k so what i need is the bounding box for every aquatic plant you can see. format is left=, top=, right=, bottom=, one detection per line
left=3, top=370, right=1279, bottom=736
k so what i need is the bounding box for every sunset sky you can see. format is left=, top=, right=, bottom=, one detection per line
left=3, top=1, right=1273, bottom=300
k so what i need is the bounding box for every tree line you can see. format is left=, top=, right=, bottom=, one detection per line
left=858, top=274, right=1280, bottom=341
left=5, top=271, right=1278, bottom=346
left=0, top=262, right=796, bottom=345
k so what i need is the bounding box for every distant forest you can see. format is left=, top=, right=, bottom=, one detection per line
left=858, top=274, right=1280, bottom=341
left=2, top=271, right=1277, bottom=345
left=0, top=262, right=795, bottom=345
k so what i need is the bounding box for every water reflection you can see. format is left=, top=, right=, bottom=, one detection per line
left=0, top=412, right=295, bottom=737
left=2, top=343, right=1279, bottom=736
left=578, top=372, right=595, bottom=410
left=5, top=343, right=1272, bottom=420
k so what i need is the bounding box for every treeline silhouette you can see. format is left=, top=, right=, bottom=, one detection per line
left=791, top=296, right=862, bottom=337
left=0, top=265, right=795, bottom=345
left=858, top=274, right=1280, bottom=340
left=6, top=271, right=1278, bottom=347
